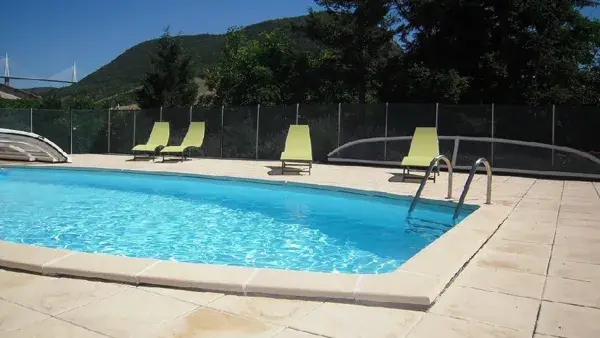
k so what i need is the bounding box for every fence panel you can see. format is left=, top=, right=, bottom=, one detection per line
left=134, top=109, right=161, bottom=149
left=192, top=106, right=223, bottom=158
left=494, top=105, right=552, bottom=143
left=72, top=110, right=107, bottom=154
left=257, top=105, right=296, bottom=160
left=0, top=109, right=31, bottom=131
left=386, top=103, right=436, bottom=161
left=438, top=104, right=492, bottom=137
left=109, top=110, right=135, bottom=154
left=222, top=106, right=257, bottom=159
left=297, top=104, right=339, bottom=162
left=32, top=109, right=71, bottom=153
left=493, top=105, right=553, bottom=168
left=437, top=104, right=492, bottom=166
left=338, top=103, right=386, bottom=161
left=555, top=106, right=600, bottom=152
left=162, top=108, right=191, bottom=151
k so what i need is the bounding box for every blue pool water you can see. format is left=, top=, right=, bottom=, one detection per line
left=0, top=167, right=474, bottom=274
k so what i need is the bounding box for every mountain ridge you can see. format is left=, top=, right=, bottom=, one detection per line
left=51, top=15, right=317, bottom=103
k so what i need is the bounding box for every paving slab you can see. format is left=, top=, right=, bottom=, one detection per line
left=290, top=302, right=423, bottom=338
left=552, top=243, right=600, bottom=265
left=536, top=301, right=600, bottom=338
left=274, top=328, right=323, bottom=338
left=0, top=299, right=49, bottom=332
left=429, top=286, right=539, bottom=333
left=543, top=276, right=600, bottom=308
left=3, top=317, right=107, bottom=338
left=548, top=258, right=600, bottom=282
left=142, top=307, right=283, bottom=338
left=57, top=288, right=198, bottom=338
left=138, top=285, right=224, bottom=306
left=471, top=250, right=549, bottom=275
left=0, top=274, right=126, bottom=315
left=482, top=237, right=551, bottom=259
left=454, top=264, right=545, bottom=299
left=406, top=313, right=528, bottom=338
left=207, top=295, right=322, bottom=326
left=494, top=219, right=556, bottom=245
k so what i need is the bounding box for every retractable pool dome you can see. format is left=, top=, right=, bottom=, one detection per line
left=0, top=128, right=71, bottom=163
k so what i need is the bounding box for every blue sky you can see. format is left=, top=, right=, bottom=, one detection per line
left=2, top=1, right=600, bottom=89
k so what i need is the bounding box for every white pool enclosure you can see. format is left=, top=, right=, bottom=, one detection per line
left=0, top=128, right=71, bottom=163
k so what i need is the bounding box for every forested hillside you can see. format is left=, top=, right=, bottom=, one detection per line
left=50, top=16, right=318, bottom=101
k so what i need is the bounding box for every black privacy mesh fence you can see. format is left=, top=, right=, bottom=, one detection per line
left=555, top=106, right=600, bottom=152
left=258, top=105, right=296, bottom=160
left=494, top=105, right=552, bottom=143
left=299, top=104, right=339, bottom=162
left=387, top=103, right=436, bottom=137
left=162, top=108, right=192, bottom=148
left=72, top=110, right=107, bottom=154
left=438, top=104, right=492, bottom=137
left=109, top=110, right=135, bottom=154
left=339, top=103, right=386, bottom=161
left=1, top=103, right=599, bottom=177
left=223, top=106, right=257, bottom=159
left=134, top=108, right=160, bottom=147
left=192, top=106, right=222, bottom=158
left=31, top=109, right=70, bottom=153
left=0, top=109, right=30, bottom=131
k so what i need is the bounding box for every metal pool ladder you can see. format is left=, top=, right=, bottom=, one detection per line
left=453, top=158, right=492, bottom=219
left=408, top=155, right=453, bottom=214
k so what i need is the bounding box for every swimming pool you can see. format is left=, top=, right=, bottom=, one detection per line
left=0, top=167, right=474, bottom=274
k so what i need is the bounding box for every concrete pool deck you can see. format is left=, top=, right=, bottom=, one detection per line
left=1, top=154, right=600, bottom=337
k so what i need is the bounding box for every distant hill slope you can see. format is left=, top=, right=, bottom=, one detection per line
left=52, top=15, right=318, bottom=102
left=22, top=87, right=55, bottom=95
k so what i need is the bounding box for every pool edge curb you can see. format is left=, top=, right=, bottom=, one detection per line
left=0, top=204, right=508, bottom=309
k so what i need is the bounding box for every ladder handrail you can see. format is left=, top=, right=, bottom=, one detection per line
left=408, top=155, right=453, bottom=214
left=453, top=158, right=492, bottom=219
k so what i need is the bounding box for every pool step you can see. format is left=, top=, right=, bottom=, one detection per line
left=405, top=217, right=454, bottom=238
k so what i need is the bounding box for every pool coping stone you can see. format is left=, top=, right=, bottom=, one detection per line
left=0, top=165, right=505, bottom=309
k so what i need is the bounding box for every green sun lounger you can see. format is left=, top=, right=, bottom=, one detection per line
left=401, top=127, right=440, bottom=182
left=281, top=125, right=313, bottom=174
left=160, top=122, right=205, bottom=161
left=132, top=122, right=170, bottom=160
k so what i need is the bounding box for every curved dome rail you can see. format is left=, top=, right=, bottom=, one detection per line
left=327, top=136, right=600, bottom=180
left=0, top=128, right=71, bottom=163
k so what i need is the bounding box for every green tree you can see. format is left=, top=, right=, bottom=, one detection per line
left=204, top=28, right=329, bottom=106
left=395, top=0, right=600, bottom=104
left=303, top=1, right=398, bottom=104
left=136, top=28, right=199, bottom=109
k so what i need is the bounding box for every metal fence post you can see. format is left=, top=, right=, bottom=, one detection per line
left=107, top=109, right=111, bottom=153
left=189, top=106, right=193, bottom=123
left=159, top=106, right=163, bottom=122
left=384, top=102, right=389, bottom=160
left=69, top=110, right=73, bottom=155
left=29, top=108, right=33, bottom=132
left=552, top=105, right=556, bottom=167
left=491, top=103, right=495, bottom=164
left=220, top=105, right=224, bottom=158
left=132, top=110, right=136, bottom=149
left=295, top=103, right=299, bottom=124
left=435, top=102, right=439, bottom=129
left=337, top=103, right=341, bottom=148
left=255, top=104, right=260, bottom=160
